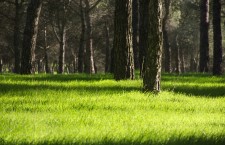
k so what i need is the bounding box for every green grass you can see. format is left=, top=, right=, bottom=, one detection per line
left=0, top=73, right=225, bottom=145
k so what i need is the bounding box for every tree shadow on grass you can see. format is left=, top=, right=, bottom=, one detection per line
left=0, top=82, right=140, bottom=97
left=1, top=136, right=225, bottom=145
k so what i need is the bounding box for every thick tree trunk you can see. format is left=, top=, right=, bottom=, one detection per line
left=143, top=0, right=162, bottom=92
left=104, top=22, right=110, bottom=73
left=132, top=0, right=139, bottom=69
left=13, top=0, right=21, bottom=74
left=213, top=0, right=222, bottom=75
left=113, top=0, right=135, bottom=80
left=78, top=0, right=85, bottom=73
left=84, top=0, right=95, bottom=74
left=199, top=0, right=209, bottom=72
left=21, top=0, right=42, bottom=74
left=163, top=0, right=171, bottom=73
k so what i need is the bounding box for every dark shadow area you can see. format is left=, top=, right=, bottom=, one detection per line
left=0, top=82, right=140, bottom=97
left=0, top=74, right=114, bottom=82
left=1, top=136, right=224, bottom=145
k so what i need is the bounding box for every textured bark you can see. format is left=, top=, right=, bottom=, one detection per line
left=84, top=0, right=95, bottom=74
left=213, top=0, right=222, bottom=75
left=104, top=22, right=110, bottom=73
left=162, top=0, right=171, bottom=73
left=143, top=0, right=162, bottom=92
left=113, top=0, right=135, bottom=80
left=132, top=0, right=139, bottom=69
left=199, top=0, right=209, bottom=72
left=21, top=0, right=42, bottom=74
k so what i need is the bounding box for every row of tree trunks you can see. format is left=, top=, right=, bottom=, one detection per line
left=113, top=0, right=135, bottom=80
left=20, top=0, right=42, bottom=74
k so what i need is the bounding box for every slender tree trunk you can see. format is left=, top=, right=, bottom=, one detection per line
left=58, top=29, right=66, bottom=74
left=78, top=0, right=85, bottom=73
left=21, top=0, right=42, bottom=74
left=143, top=0, right=162, bottom=92
left=175, top=35, right=181, bottom=74
left=104, top=22, right=110, bottom=73
left=163, top=0, right=171, bottom=73
left=132, top=0, right=139, bottom=69
left=213, top=0, right=222, bottom=75
left=180, top=46, right=185, bottom=73
left=43, top=24, right=50, bottom=73
left=113, top=0, right=135, bottom=80
left=84, top=0, right=95, bottom=74
left=13, top=0, right=21, bottom=74
left=0, top=59, right=2, bottom=73
left=199, top=0, right=209, bottom=72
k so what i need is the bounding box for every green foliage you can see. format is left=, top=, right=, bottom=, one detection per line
left=0, top=74, right=225, bottom=145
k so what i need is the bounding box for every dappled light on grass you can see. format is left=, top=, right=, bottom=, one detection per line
left=0, top=73, right=225, bottom=145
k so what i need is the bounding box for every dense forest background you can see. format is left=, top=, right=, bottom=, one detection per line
left=0, top=0, right=224, bottom=75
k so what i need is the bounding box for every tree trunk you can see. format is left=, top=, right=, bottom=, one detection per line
left=139, top=0, right=146, bottom=77
left=132, top=0, right=139, bottom=69
left=78, top=0, right=85, bottom=73
left=44, top=24, right=50, bottom=73
left=13, top=0, right=21, bottom=74
left=143, top=0, right=163, bottom=92
left=84, top=0, right=95, bottom=74
left=163, top=0, right=171, bottom=73
left=174, top=35, right=181, bottom=74
left=199, top=0, right=209, bottom=72
left=0, top=59, right=2, bottom=73
left=21, top=0, right=42, bottom=74
left=58, top=29, right=66, bottom=74
left=113, top=0, right=135, bottom=80
left=104, top=22, right=110, bottom=73
left=213, top=0, right=222, bottom=75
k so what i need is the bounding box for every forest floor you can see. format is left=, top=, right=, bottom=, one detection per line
left=0, top=73, right=225, bottom=145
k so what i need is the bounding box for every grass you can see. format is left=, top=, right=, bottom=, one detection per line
left=0, top=73, right=225, bottom=145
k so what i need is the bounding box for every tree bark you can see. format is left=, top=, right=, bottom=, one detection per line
left=213, top=0, right=222, bottom=75
left=84, top=0, right=95, bottom=74
left=162, top=0, right=171, bottom=73
left=113, top=0, right=135, bottom=80
left=58, top=28, right=66, bottom=74
left=132, top=0, right=139, bottom=69
left=199, top=0, right=209, bottom=72
left=43, top=23, right=50, bottom=73
left=0, top=59, right=2, bottom=73
left=21, top=0, right=42, bottom=74
left=143, top=0, right=162, bottom=92
left=174, top=35, right=181, bottom=74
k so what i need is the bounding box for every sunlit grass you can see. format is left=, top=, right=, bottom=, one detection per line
left=0, top=73, right=225, bottom=145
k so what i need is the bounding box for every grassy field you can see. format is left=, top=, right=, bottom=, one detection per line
left=0, top=73, right=225, bottom=145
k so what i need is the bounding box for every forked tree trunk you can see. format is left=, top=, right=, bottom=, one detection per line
left=142, top=0, right=163, bottom=92
left=199, top=0, right=209, bottom=72
left=21, top=0, right=42, bottom=74
left=213, top=0, right=222, bottom=75
left=113, top=0, right=134, bottom=80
